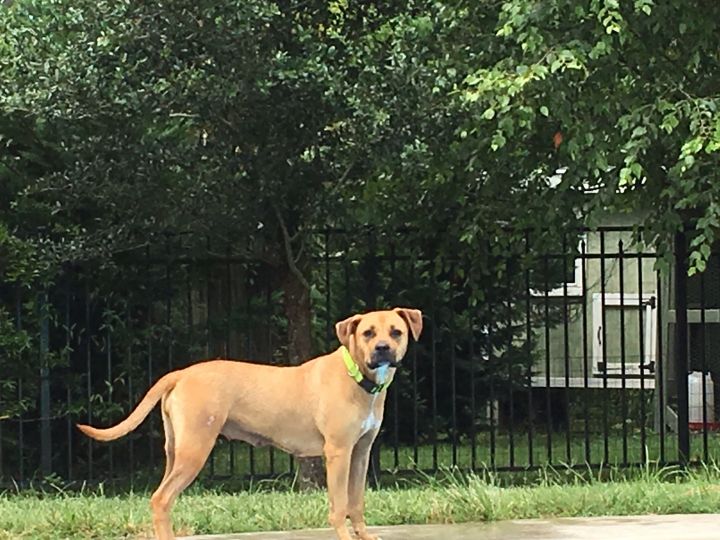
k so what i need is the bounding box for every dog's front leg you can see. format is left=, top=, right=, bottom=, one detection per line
left=324, top=441, right=354, bottom=540
left=347, top=432, right=379, bottom=540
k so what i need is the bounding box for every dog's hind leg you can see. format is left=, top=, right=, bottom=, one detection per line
left=150, top=410, right=221, bottom=540
left=160, top=396, right=175, bottom=485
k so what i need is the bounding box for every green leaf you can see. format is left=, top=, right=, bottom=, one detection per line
left=490, top=132, right=506, bottom=151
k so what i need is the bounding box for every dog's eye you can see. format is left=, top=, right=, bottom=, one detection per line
left=390, top=328, right=403, bottom=339
left=362, top=329, right=374, bottom=339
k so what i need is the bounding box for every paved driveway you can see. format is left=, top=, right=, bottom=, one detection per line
left=181, top=513, right=720, bottom=540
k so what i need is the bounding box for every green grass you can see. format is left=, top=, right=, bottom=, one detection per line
left=3, top=464, right=720, bottom=539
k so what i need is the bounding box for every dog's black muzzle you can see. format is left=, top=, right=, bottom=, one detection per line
left=369, top=350, right=400, bottom=370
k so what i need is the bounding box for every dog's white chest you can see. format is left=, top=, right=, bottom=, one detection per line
left=361, top=365, right=389, bottom=436
left=359, top=364, right=388, bottom=435
left=360, top=411, right=382, bottom=434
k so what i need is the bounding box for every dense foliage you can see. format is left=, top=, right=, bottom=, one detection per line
left=3, top=0, right=717, bottom=281
left=0, top=0, right=717, bottom=482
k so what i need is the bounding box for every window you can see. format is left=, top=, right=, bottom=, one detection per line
left=591, top=293, right=657, bottom=377
left=531, top=235, right=586, bottom=297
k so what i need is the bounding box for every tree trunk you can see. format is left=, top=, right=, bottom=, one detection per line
left=282, top=266, right=313, bottom=367
left=280, top=262, right=326, bottom=490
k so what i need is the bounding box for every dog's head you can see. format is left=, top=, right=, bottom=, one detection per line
left=335, top=308, right=423, bottom=372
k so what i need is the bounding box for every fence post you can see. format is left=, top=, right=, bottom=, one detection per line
left=365, top=229, right=381, bottom=488
left=674, top=231, right=690, bottom=464
left=38, top=291, right=52, bottom=478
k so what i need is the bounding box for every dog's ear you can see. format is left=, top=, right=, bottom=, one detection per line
left=335, top=314, right=363, bottom=348
left=394, top=308, right=423, bottom=341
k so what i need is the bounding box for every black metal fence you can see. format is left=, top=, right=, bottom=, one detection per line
left=0, top=227, right=718, bottom=487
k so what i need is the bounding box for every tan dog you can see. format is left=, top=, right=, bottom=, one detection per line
left=77, top=307, right=423, bottom=540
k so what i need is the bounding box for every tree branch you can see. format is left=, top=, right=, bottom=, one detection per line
left=272, top=202, right=310, bottom=291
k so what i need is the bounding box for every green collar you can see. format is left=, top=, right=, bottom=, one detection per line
left=341, top=346, right=392, bottom=395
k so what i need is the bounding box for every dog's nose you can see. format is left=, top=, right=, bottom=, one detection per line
left=375, top=341, right=390, bottom=352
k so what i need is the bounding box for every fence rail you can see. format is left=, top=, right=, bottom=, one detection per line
left=0, top=227, right=716, bottom=487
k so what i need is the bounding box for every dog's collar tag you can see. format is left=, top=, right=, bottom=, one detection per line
left=340, top=346, right=391, bottom=395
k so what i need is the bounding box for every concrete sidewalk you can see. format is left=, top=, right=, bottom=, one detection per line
left=181, top=513, right=720, bottom=540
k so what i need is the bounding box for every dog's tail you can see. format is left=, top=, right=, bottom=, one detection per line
left=76, top=371, right=181, bottom=442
